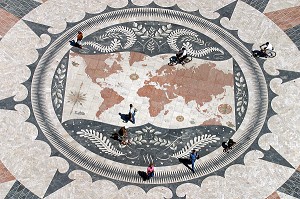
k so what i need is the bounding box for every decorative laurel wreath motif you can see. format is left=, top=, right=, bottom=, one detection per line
left=132, top=22, right=172, bottom=52
left=171, top=134, right=220, bottom=158
left=149, top=136, right=177, bottom=150
left=129, top=134, right=147, bottom=145
left=81, top=22, right=226, bottom=58
left=235, top=72, right=248, bottom=117
left=167, top=29, right=224, bottom=58
left=83, top=26, right=136, bottom=53
left=77, top=129, right=124, bottom=156
left=52, top=63, right=66, bottom=110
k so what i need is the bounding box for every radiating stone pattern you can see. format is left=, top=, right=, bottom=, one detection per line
left=0, top=0, right=300, bottom=199
left=5, top=181, right=40, bottom=199
left=285, top=25, right=300, bottom=51
left=0, top=161, right=15, bottom=183
left=241, top=0, right=270, bottom=12
left=278, top=170, right=300, bottom=198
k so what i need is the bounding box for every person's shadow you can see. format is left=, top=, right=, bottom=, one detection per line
left=178, top=158, right=193, bottom=172
left=119, top=113, right=129, bottom=123
left=138, top=171, right=148, bottom=181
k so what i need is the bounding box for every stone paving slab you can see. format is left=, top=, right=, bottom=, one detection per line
left=0, top=0, right=300, bottom=199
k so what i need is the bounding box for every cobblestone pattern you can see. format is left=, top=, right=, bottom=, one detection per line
left=4, top=181, right=40, bottom=199
left=265, top=6, right=300, bottom=30
left=0, top=0, right=40, bottom=18
left=278, top=170, right=300, bottom=199
left=285, top=24, right=300, bottom=51
left=241, top=0, right=270, bottom=12
left=0, top=8, right=19, bottom=38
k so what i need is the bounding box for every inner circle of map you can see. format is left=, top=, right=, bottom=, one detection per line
left=32, top=8, right=267, bottom=183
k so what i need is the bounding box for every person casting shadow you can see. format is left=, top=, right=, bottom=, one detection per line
left=222, top=139, right=236, bottom=153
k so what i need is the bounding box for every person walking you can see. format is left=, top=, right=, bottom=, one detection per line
left=147, top=163, right=155, bottom=179
left=128, top=104, right=137, bottom=124
left=190, top=150, right=199, bottom=173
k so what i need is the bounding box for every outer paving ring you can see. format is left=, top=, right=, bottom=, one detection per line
left=32, top=7, right=267, bottom=184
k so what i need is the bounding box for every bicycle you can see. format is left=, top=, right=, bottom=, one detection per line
left=168, top=55, right=192, bottom=66
left=252, top=49, right=276, bottom=58
left=264, top=49, right=276, bottom=58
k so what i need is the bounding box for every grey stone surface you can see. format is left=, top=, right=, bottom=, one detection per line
left=0, top=0, right=40, bottom=18
left=241, top=0, right=270, bottom=12
left=285, top=24, right=300, bottom=51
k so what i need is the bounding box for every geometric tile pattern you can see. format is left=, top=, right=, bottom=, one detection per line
left=278, top=170, right=300, bottom=199
left=0, top=8, right=19, bottom=39
left=285, top=24, right=300, bottom=51
left=4, top=181, right=40, bottom=199
left=241, top=0, right=270, bottom=12
left=0, top=161, right=15, bottom=184
left=265, top=6, right=300, bottom=30
left=0, top=0, right=40, bottom=18
left=0, top=0, right=300, bottom=198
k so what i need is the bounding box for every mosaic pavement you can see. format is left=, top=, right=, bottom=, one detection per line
left=0, top=0, right=300, bottom=198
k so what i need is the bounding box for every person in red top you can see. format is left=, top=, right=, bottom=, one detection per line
left=147, top=163, right=154, bottom=179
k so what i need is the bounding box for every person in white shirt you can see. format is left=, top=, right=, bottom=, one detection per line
left=260, top=42, right=273, bottom=52
left=128, top=104, right=137, bottom=124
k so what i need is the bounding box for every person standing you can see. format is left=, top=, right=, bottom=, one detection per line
left=128, top=104, right=137, bottom=124
left=147, top=163, right=155, bottom=179
left=190, top=150, right=199, bottom=173
left=77, top=31, right=83, bottom=46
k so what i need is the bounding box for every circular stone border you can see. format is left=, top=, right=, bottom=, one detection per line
left=31, top=8, right=267, bottom=184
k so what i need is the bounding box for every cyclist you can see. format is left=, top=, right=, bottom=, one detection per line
left=176, top=47, right=188, bottom=64
left=260, top=42, right=274, bottom=57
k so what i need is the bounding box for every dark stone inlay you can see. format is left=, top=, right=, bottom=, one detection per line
left=0, top=96, right=17, bottom=110
left=5, top=181, right=40, bottom=199
left=0, top=0, right=40, bottom=18
left=32, top=7, right=265, bottom=184
left=63, top=120, right=234, bottom=167
left=71, top=21, right=231, bottom=60
left=44, top=169, right=74, bottom=198
left=285, top=24, right=300, bottom=51
left=278, top=170, right=300, bottom=198
left=233, top=59, right=248, bottom=130
left=51, top=52, right=70, bottom=122
left=241, top=0, right=270, bottom=13
left=259, top=146, right=294, bottom=169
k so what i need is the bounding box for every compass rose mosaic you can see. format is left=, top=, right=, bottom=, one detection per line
left=1, top=0, right=300, bottom=198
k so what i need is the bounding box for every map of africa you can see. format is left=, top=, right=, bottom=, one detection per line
left=62, top=51, right=235, bottom=129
